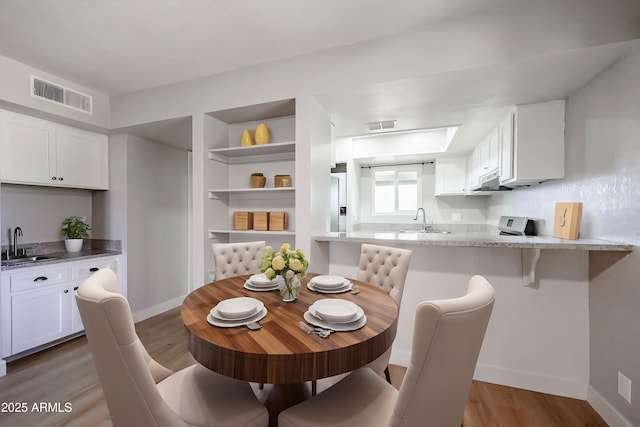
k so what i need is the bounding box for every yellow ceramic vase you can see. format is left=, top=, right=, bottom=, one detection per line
left=255, top=123, right=270, bottom=145
left=241, top=129, right=254, bottom=146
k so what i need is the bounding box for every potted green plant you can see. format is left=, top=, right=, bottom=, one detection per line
left=61, top=216, right=91, bottom=252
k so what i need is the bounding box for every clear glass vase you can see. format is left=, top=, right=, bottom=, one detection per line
left=279, top=274, right=301, bottom=302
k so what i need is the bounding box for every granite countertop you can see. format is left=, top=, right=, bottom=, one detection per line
left=1, top=240, right=122, bottom=271
left=313, top=231, right=633, bottom=251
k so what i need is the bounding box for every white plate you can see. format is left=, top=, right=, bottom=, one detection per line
left=207, top=307, right=268, bottom=328
left=310, top=299, right=363, bottom=323
left=244, top=281, right=279, bottom=292
left=304, top=311, right=366, bottom=332
left=249, top=273, right=278, bottom=286
left=307, top=280, right=352, bottom=294
left=310, top=278, right=352, bottom=291
left=311, top=275, right=346, bottom=289
left=212, top=297, right=263, bottom=320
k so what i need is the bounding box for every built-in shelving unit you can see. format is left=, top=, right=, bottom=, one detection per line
left=204, top=98, right=296, bottom=247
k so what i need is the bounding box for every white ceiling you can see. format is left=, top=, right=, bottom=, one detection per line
left=0, top=0, right=637, bottom=154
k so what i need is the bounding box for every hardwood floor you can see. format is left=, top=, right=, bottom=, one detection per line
left=0, top=307, right=607, bottom=427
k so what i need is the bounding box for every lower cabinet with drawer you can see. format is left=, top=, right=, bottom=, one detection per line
left=1, top=255, right=120, bottom=359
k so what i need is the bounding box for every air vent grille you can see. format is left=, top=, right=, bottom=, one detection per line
left=30, top=76, right=93, bottom=114
left=366, top=120, right=397, bottom=131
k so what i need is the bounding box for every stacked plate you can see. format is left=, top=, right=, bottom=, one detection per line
left=207, top=297, right=267, bottom=327
left=304, top=298, right=366, bottom=331
left=307, top=275, right=353, bottom=294
left=244, top=273, right=281, bottom=291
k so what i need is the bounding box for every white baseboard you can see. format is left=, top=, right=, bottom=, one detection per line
left=391, top=348, right=590, bottom=401
left=473, top=364, right=587, bottom=399
left=588, top=386, right=634, bottom=427
left=0, top=359, right=5, bottom=377
left=132, top=295, right=186, bottom=323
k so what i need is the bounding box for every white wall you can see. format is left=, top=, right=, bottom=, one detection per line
left=488, top=48, right=640, bottom=426
left=124, top=134, right=190, bottom=318
left=1, top=185, right=92, bottom=245
left=0, top=55, right=110, bottom=130
left=329, top=242, right=590, bottom=399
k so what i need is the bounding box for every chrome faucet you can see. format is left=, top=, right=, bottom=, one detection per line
left=13, top=227, right=23, bottom=257
left=414, top=208, right=427, bottom=232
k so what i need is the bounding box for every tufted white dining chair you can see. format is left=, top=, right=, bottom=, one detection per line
left=358, top=243, right=412, bottom=382
left=76, top=268, right=269, bottom=427
left=279, top=275, right=496, bottom=427
left=212, top=241, right=266, bottom=280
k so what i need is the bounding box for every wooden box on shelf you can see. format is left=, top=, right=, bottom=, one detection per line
left=253, top=212, right=269, bottom=231
left=269, top=212, right=288, bottom=231
left=233, top=212, right=253, bottom=230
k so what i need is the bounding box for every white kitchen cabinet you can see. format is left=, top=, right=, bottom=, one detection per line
left=0, top=110, right=57, bottom=185
left=206, top=100, right=296, bottom=248
left=11, top=282, right=72, bottom=354
left=0, top=110, right=108, bottom=190
left=1, top=255, right=120, bottom=358
left=435, top=157, right=467, bottom=195
left=499, top=100, right=565, bottom=186
left=498, top=111, right=515, bottom=182
left=55, top=124, right=109, bottom=189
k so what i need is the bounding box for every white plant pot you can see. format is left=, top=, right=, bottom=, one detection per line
left=65, top=239, right=83, bottom=253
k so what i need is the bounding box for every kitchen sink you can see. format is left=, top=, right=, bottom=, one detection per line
left=1, top=255, right=57, bottom=266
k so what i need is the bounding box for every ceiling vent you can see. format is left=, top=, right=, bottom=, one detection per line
left=30, top=75, right=93, bottom=114
left=366, top=120, right=397, bottom=132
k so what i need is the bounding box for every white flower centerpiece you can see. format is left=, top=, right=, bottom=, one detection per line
left=260, top=243, right=309, bottom=302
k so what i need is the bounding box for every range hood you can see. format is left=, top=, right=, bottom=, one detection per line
left=471, top=170, right=512, bottom=191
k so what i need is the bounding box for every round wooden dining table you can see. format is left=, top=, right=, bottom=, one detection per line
left=181, top=273, right=399, bottom=426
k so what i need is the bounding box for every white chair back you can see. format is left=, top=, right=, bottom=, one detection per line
left=212, top=241, right=265, bottom=279
left=357, top=243, right=412, bottom=305
left=390, top=275, right=496, bottom=426
left=75, top=268, right=182, bottom=426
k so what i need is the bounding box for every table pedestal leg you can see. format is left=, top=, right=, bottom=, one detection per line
left=265, top=382, right=311, bottom=427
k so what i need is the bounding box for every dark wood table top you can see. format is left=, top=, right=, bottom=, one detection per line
left=181, top=273, right=399, bottom=384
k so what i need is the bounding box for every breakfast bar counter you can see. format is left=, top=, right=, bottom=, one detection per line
left=314, top=231, right=633, bottom=251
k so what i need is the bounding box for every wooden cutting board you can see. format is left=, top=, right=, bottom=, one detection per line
left=553, top=202, right=582, bottom=240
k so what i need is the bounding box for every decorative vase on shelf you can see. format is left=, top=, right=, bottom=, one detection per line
left=280, top=273, right=301, bottom=302
left=64, top=239, right=83, bottom=253
left=241, top=129, right=254, bottom=146
left=255, top=123, right=270, bottom=145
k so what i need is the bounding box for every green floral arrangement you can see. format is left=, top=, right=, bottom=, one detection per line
left=61, top=216, right=91, bottom=239
left=260, top=243, right=309, bottom=298
left=260, top=243, right=309, bottom=279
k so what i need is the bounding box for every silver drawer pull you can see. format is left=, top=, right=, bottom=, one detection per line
left=33, top=276, right=48, bottom=282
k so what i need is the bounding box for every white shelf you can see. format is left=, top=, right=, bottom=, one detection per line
left=208, top=187, right=294, bottom=197
left=208, top=141, right=295, bottom=160
left=208, top=229, right=296, bottom=238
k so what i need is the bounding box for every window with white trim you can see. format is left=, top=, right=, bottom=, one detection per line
left=371, top=165, right=421, bottom=215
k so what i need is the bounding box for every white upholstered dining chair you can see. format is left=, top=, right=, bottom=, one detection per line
left=279, top=275, right=496, bottom=427
left=212, top=240, right=266, bottom=280
left=76, top=268, right=268, bottom=427
left=358, top=243, right=412, bottom=382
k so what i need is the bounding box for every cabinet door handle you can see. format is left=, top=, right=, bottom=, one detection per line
left=89, top=267, right=99, bottom=272
left=59, top=177, right=64, bottom=181
left=73, top=286, right=79, bottom=291
left=33, top=276, right=48, bottom=282
left=51, top=177, right=57, bottom=181
left=64, top=289, right=69, bottom=293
